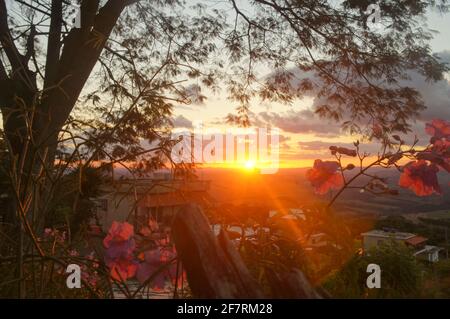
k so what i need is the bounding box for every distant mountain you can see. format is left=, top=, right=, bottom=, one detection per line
left=198, top=167, right=450, bottom=217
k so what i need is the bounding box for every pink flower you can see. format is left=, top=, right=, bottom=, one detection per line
left=107, top=256, right=138, bottom=282
left=44, top=228, right=52, bottom=237
left=103, top=221, right=137, bottom=282
left=306, top=160, right=344, bottom=195
left=416, top=137, right=450, bottom=173
left=105, top=239, right=136, bottom=260
left=433, top=139, right=450, bottom=155
left=426, top=119, right=450, bottom=142
left=103, top=221, right=134, bottom=247
left=136, top=248, right=176, bottom=289
left=399, top=160, right=441, bottom=196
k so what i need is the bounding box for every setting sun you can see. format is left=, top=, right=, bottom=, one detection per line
left=2, top=0, right=449, bottom=303
left=244, top=160, right=256, bottom=170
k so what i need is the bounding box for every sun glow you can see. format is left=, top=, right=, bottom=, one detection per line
left=244, top=160, right=256, bottom=170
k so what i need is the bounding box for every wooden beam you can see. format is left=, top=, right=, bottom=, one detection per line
left=172, top=204, right=264, bottom=298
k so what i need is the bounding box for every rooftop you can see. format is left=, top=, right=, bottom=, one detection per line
left=101, top=178, right=210, bottom=195
left=361, top=229, right=416, bottom=240
left=405, top=236, right=428, bottom=246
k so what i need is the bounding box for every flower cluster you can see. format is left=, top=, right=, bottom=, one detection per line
left=103, top=221, right=138, bottom=281
left=103, top=220, right=179, bottom=289
left=305, top=159, right=344, bottom=195
left=43, top=227, right=67, bottom=243
left=306, top=119, right=449, bottom=197
left=136, top=248, right=177, bottom=289
left=400, top=119, right=450, bottom=196
left=399, top=160, right=441, bottom=196
left=41, top=228, right=101, bottom=288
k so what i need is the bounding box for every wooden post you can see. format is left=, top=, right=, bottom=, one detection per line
left=265, top=268, right=323, bottom=299
left=172, top=204, right=264, bottom=298
left=172, top=204, right=322, bottom=299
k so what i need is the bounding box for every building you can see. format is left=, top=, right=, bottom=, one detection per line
left=93, top=173, right=211, bottom=232
left=361, top=229, right=442, bottom=263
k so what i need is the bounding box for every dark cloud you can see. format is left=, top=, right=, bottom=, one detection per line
left=263, top=64, right=450, bottom=139
left=297, top=140, right=353, bottom=151
left=436, top=50, right=450, bottom=65
left=172, top=115, right=193, bottom=128
left=279, top=134, right=291, bottom=143
left=256, top=109, right=342, bottom=137
left=297, top=140, right=382, bottom=156
left=404, top=70, right=450, bottom=122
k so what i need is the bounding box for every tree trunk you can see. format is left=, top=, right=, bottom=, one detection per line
left=0, top=0, right=128, bottom=231
left=0, top=2, right=129, bottom=297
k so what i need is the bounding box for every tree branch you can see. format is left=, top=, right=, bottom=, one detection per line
left=80, top=0, right=100, bottom=36
left=44, top=0, right=63, bottom=89
left=37, top=0, right=129, bottom=152
left=0, top=0, right=26, bottom=73
left=0, top=55, right=7, bottom=81
left=23, top=25, right=36, bottom=64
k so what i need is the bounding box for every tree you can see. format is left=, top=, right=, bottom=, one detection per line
left=1, top=0, right=448, bottom=221
left=324, top=240, right=422, bottom=298
left=0, top=0, right=448, bottom=298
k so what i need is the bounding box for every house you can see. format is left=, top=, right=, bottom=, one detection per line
left=93, top=172, right=211, bottom=232
left=413, top=245, right=442, bottom=263
left=361, top=229, right=443, bottom=263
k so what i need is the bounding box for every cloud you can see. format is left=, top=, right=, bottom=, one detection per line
left=405, top=71, right=450, bottom=122
left=262, top=63, right=450, bottom=139
left=436, top=50, right=450, bottom=65
left=297, top=140, right=351, bottom=151
left=172, top=115, right=193, bottom=129
left=279, top=134, right=291, bottom=143
left=392, top=67, right=450, bottom=143
left=296, top=139, right=382, bottom=157
left=255, top=109, right=342, bottom=137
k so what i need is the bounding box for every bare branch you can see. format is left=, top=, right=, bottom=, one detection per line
left=44, top=0, right=63, bottom=89
left=0, top=0, right=25, bottom=72
left=23, top=25, right=36, bottom=64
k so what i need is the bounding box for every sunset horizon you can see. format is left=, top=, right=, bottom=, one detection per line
left=1, top=0, right=449, bottom=309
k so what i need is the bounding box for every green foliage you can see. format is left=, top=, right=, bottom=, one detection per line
left=322, top=254, right=369, bottom=298
left=435, top=259, right=450, bottom=277
left=376, top=215, right=450, bottom=246
left=324, top=241, right=423, bottom=298
left=366, top=241, right=422, bottom=298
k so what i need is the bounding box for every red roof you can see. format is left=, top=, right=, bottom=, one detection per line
left=405, top=236, right=428, bottom=246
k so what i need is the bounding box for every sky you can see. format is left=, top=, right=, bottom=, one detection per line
left=171, top=7, right=450, bottom=169
left=1, top=2, right=449, bottom=170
